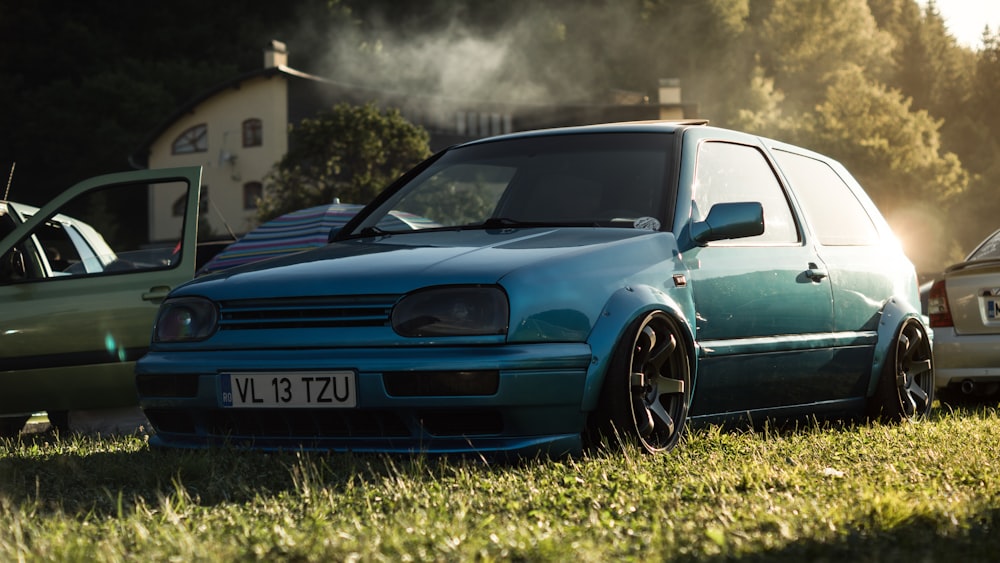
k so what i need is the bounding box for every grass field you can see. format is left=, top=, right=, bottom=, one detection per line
left=2, top=404, right=999, bottom=561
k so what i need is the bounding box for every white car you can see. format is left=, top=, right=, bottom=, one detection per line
left=927, top=228, right=1000, bottom=401
left=1, top=201, right=123, bottom=278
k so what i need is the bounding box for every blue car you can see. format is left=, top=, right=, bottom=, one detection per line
left=136, top=121, right=934, bottom=455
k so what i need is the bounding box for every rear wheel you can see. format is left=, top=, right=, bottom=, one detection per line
left=592, top=311, right=691, bottom=453
left=868, top=318, right=934, bottom=421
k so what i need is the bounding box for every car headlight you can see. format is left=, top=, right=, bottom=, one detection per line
left=392, top=286, right=509, bottom=337
left=153, top=297, right=218, bottom=342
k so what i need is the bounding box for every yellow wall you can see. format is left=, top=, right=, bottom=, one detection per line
left=147, top=74, right=289, bottom=241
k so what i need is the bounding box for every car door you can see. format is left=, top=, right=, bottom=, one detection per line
left=769, top=145, right=912, bottom=392
left=676, top=133, right=838, bottom=418
left=0, top=167, right=202, bottom=415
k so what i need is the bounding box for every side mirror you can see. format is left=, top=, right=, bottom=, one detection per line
left=328, top=226, right=342, bottom=243
left=690, top=202, right=764, bottom=245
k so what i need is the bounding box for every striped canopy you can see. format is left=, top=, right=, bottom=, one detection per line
left=197, top=203, right=431, bottom=276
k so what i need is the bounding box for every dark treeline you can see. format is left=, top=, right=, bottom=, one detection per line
left=1, top=0, right=995, bottom=271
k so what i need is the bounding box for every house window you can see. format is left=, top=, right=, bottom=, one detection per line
left=173, top=186, right=209, bottom=216
left=242, top=118, right=262, bottom=147
left=172, top=123, right=208, bottom=154
left=172, top=196, right=185, bottom=217
left=243, top=182, right=263, bottom=210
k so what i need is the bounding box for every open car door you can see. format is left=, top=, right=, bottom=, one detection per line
left=0, top=167, right=202, bottom=434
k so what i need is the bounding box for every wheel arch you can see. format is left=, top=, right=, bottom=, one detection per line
left=866, top=296, right=934, bottom=398
left=581, top=284, right=697, bottom=412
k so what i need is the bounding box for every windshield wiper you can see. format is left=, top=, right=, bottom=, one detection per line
left=358, top=225, right=391, bottom=237
left=478, top=217, right=535, bottom=229
left=476, top=217, right=604, bottom=229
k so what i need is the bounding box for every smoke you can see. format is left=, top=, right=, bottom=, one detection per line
left=285, top=3, right=647, bottom=129
left=321, top=24, right=551, bottom=104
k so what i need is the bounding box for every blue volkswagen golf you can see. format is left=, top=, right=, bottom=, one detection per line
left=136, top=121, right=934, bottom=455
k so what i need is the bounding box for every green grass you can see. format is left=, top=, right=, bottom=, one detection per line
left=2, top=405, right=1000, bottom=561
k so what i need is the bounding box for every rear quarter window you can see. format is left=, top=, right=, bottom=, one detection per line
left=772, top=149, right=880, bottom=246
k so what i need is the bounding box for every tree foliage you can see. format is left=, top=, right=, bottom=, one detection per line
left=256, top=103, right=431, bottom=222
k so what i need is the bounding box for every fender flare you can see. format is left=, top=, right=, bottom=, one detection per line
left=866, top=296, right=933, bottom=397
left=581, top=284, right=697, bottom=411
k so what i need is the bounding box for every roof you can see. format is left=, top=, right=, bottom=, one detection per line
left=456, top=119, right=711, bottom=147
left=128, top=66, right=701, bottom=168
left=128, top=65, right=332, bottom=169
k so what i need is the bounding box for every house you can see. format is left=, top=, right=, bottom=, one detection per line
left=130, top=40, right=696, bottom=242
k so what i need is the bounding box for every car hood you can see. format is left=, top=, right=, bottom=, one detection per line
left=177, top=227, right=678, bottom=300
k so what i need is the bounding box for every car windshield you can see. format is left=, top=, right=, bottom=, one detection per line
left=346, top=132, right=674, bottom=236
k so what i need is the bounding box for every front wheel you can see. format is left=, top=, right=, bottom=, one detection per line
left=592, top=311, right=691, bottom=454
left=868, top=317, right=934, bottom=422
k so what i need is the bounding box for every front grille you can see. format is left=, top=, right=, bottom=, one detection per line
left=217, top=294, right=399, bottom=330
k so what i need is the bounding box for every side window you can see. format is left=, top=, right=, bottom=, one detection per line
left=172, top=124, right=208, bottom=154
left=242, top=118, right=263, bottom=147
left=772, top=149, right=880, bottom=245
left=33, top=220, right=82, bottom=272
left=1, top=179, right=193, bottom=284
left=173, top=186, right=209, bottom=216
left=243, top=182, right=263, bottom=210
left=0, top=211, right=42, bottom=282
left=693, top=141, right=799, bottom=244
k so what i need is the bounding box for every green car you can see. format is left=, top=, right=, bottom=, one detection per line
left=0, top=167, right=203, bottom=436
left=135, top=122, right=935, bottom=456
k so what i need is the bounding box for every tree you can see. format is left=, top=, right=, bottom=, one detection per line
left=753, top=0, right=895, bottom=110
left=256, top=103, right=432, bottom=222
left=807, top=65, right=968, bottom=270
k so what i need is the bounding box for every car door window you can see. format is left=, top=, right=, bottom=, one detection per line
left=693, top=141, right=799, bottom=244
left=0, top=180, right=190, bottom=283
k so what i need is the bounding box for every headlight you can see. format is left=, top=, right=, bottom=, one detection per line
left=153, top=297, right=218, bottom=342
left=392, top=286, right=509, bottom=337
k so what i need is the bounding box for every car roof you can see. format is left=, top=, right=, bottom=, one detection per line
left=454, top=119, right=711, bottom=148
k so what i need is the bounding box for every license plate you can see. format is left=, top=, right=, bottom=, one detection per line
left=220, top=371, right=356, bottom=408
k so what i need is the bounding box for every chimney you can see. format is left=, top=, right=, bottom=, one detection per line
left=265, top=40, right=288, bottom=68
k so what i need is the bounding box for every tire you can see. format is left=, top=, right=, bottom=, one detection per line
left=592, top=311, right=691, bottom=454
left=0, top=415, right=29, bottom=438
left=868, top=317, right=934, bottom=422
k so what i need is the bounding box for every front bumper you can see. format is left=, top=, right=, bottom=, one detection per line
left=136, top=343, right=594, bottom=456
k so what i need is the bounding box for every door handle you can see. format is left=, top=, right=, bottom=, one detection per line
left=142, top=286, right=172, bottom=303
left=805, top=263, right=828, bottom=282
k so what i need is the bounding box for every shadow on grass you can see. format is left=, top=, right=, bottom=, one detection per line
left=0, top=426, right=524, bottom=518
left=685, top=398, right=1000, bottom=441
left=3, top=402, right=998, bottom=530
left=0, top=431, right=397, bottom=515
left=688, top=510, right=1000, bottom=563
